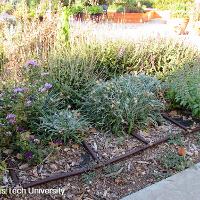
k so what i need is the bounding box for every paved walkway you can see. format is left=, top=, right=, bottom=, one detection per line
left=122, top=162, right=200, bottom=200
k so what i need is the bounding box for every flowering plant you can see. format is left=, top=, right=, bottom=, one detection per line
left=0, top=60, right=60, bottom=163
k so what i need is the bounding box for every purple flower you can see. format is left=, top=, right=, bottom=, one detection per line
left=24, top=151, right=33, bottom=160
left=6, top=114, right=16, bottom=125
left=6, top=114, right=16, bottom=120
left=16, top=126, right=25, bottom=132
left=25, top=60, right=38, bottom=68
left=13, top=87, right=25, bottom=94
left=44, top=83, right=53, bottom=90
left=39, top=83, right=53, bottom=92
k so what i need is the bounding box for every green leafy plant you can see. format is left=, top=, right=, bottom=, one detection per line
left=116, top=5, right=125, bottom=13
left=160, top=150, right=193, bottom=171
left=0, top=60, right=65, bottom=163
left=60, top=6, right=71, bottom=44
left=115, top=0, right=146, bottom=13
left=140, top=0, right=153, bottom=8
left=166, top=63, right=200, bottom=117
left=82, top=74, right=164, bottom=135
left=168, top=135, right=184, bottom=146
left=125, top=0, right=144, bottom=13
left=0, top=64, right=64, bottom=133
left=82, top=171, right=96, bottom=184
left=93, top=39, right=199, bottom=79
left=46, top=43, right=101, bottom=108
left=169, top=1, right=193, bottom=18
left=71, top=5, right=85, bottom=15
left=38, top=109, right=88, bottom=143
left=88, top=5, right=103, bottom=15
left=14, top=132, right=52, bottom=165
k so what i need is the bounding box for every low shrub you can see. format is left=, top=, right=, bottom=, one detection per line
left=38, top=109, right=88, bottom=143
left=94, top=39, right=199, bottom=79
left=0, top=62, right=64, bottom=131
left=71, top=5, right=85, bottom=15
left=115, top=0, right=152, bottom=12
left=160, top=150, right=192, bottom=171
left=0, top=60, right=79, bottom=164
left=46, top=44, right=100, bottom=108
left=166, top=63, right=200, bottom=117
left=45, top=39, right=199, bottom=110
left=82, top=74, right=164, bottom=135
left=124, top=0, right=144, bottom=13
left=140, top=0, right=153, bottom=8
left=116, top=5, right=125, bottom=13
left=88, top=5, right=103, bottom=15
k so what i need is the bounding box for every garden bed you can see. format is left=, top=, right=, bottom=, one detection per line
left=17, top=142, right=90, bottom=184
left=5, top=120, right=179, bottom=186
left=85, top=121, right=181, bottom=160
left=5, top=126, right=200, bottom=200
left=1, top=2, right=200, bottom=198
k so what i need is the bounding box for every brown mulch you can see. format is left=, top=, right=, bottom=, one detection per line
left=3, top=120, right=200, bottom=200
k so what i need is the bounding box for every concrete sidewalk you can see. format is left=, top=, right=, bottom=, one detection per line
left=122, top=163, right=200, bottom=200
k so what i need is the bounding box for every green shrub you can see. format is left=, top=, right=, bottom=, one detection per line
left=123, top=0, right=144, bottom=13
left=38, top=109, right=88, bottom=143
left=160, top=150, right=192, bottom=171
left=60, top=6, right=71, bottom=44
left=14, top=133, right=52, bottom=165
left=88, top=5, right=103, bottom=15
left=82, top=74, right=164, bottom=135
left=46, top=42, right=103, bottom=108
left=0, top=155, right=6, bottom=182
left=166, top=63, right=200, bottom=117
left=115, top=0, right=152, bottom=12
left=0, top=60, right=66, bottom=163
left=94, top=39, right=199, bottom=79
left=116, top=5, right=125, bottom=13
left=140, top=0, right=153, bottom=8
left=45, top=39, right=198, bottom=111
left=125, top=5, right=144, bottom=13
left=0, top=63, right=65, bottom=130
left=71, top=5, right=85, bottom=15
